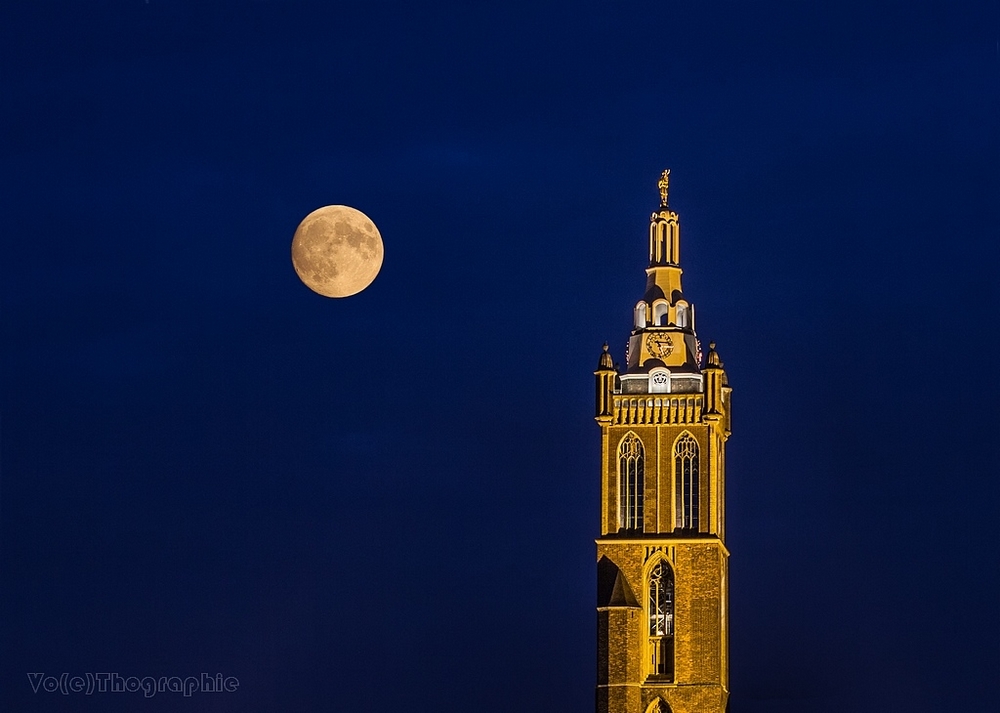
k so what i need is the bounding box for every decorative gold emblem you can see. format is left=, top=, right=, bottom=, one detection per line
left=645, top=332, right=674, bottom=359
left=658, top=169, right=670, bottom=207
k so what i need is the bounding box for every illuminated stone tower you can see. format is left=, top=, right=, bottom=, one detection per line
left=594, top=171, right=732, bottom=713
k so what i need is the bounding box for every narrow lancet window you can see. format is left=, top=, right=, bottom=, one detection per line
left=674, top=433, right=699, bottom=530
left=648, top=560, right=674, bottom=679
left=618, top=434, right=644, bottom=531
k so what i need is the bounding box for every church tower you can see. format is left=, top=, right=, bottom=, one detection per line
left=594, top=171, right=732, bottom=713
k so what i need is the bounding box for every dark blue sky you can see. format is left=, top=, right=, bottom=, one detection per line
left=2, top=2, right=997, bottom=711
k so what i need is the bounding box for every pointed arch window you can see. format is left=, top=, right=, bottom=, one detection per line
left=618, top=434, right=644, bottom=531
left=648, top=560, right=674, bottom=679
left=674, top=433, right=699, bottom=530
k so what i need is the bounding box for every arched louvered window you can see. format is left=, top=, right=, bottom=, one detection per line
left=653, top=301, right=669, bottom=326
left=648, top=560, right=674, bottom=679
left=674, top=433, right=699, bottom=530
left=634, top=302, right=647, bottom=329
left=676, top=303, right=689, bottom=329
left=618, top=434, right=644, bottom=531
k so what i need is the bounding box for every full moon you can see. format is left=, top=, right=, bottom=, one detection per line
left=291, top=205, right=384, bottom=298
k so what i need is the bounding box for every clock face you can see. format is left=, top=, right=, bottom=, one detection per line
left=645, top=332, right=674, bottom=359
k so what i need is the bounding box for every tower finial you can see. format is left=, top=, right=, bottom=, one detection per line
left=706, top=341, right=723, bottom=368
left=597, top=342, right=614, bottom=370
left=658, top=169, right=670, bottom=207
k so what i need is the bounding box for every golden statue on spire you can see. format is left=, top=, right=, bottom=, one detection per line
left=658, top=169, right=670, bottom=207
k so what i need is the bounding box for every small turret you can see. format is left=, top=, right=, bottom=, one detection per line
left=706, top=341, right=723, bottom=369
left=594, top=343, right=616, bottom=422
left=703, top=342, right=728, bottom=421
left=597, top=342, right=614, bottom=370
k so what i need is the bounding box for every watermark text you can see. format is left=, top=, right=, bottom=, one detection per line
left=27, top=672, right=239, bottom=698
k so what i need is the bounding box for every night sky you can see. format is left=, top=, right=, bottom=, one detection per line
left=2, top=2, right=998, bottom=712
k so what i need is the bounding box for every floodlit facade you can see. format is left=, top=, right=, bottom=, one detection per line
left=594, top=171, right=732, bottom=713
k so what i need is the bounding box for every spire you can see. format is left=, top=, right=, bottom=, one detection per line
left=624, top=170, right=701, bottom=377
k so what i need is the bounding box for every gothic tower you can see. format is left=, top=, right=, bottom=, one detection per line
left=594, top=171, right=732, bottom=713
